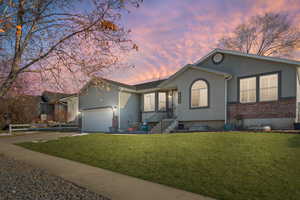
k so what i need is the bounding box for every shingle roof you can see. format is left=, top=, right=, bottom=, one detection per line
left=102, top=78, right=136, bottom=90
left=81, top=77, right=167, bottom=92
left=134, top=79, right=167, bottom=90
left=41, top=91, right=75, bottom=103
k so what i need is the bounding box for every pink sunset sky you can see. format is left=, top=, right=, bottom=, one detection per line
left=105, top=0, right=300, bottom=85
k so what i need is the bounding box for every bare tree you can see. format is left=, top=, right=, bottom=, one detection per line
left=0, top=75, right=40, bottom=129
left=0, top=0, right=142, bottom=97
left=218, top=12, right=300, bottom=57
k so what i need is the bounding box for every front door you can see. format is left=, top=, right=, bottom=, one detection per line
left=167, top=90, right=178, bottom=118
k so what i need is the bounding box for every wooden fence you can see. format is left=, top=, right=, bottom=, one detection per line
left=9, top=124, right=31, bottom=135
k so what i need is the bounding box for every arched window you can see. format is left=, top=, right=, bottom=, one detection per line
left=190, top=80, right=209, bottom=108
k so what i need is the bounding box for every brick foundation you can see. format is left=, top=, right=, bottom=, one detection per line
left=228, top=98, right=296, bottom=120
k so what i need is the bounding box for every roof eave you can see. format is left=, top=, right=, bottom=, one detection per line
left=195, top=48, right=300, bottom=66
left=189, top=66, right=231, bottom=77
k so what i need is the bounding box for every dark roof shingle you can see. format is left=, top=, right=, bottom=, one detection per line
left=134, top=79, right=166, bottom=90
left=41, top=91, right=75, bottom=103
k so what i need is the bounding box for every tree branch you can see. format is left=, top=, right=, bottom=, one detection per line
left=18, top=19, right=102, bottom=74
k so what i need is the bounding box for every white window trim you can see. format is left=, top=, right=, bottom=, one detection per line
left=259, top=73, right=279, bottom=102
left=143, top=93, right=156, bottom=112
left=190, top=80, right=209, bottom=108
left=239, top=76, right=257, bottom=103
left=238, top=72, right=280, bottom=104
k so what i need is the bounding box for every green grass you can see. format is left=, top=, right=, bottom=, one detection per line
left=18, top=132, right=300, bottom=200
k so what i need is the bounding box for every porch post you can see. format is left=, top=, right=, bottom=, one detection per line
left=224, top=79, right=227, bottom=125
left=224, top=75, right=232, bottom=125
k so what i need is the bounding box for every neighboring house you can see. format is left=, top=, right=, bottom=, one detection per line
left=58, top=94, right=79, bottom=123
left=0, top=95, right=41, bottom=129
left=0, top=91, right=79, bottom=128
left=40, top=91, right=78, bottom=123
left=79, top=49, right=300, bottom=132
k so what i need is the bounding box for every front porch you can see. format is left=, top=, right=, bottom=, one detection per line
left=140, top=89, right=179, bottom=133
left=142, top=89, right=178, bottom=122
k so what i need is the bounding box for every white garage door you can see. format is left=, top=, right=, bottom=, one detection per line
left=83, top=108, right=113, bottom=132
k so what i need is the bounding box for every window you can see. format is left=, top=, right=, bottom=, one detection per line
left=158, top=92, right=167, bottom=111
left=144, top=93, right=155, bottom=112
left=191, top=80, right=208, bottom=108
left=259, top=73, right=278, bottom=101
left=239, top=77, right=256, bottom=103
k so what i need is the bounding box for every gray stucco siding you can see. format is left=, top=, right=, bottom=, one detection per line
left=198, top=54, right=297, bottom=102
left=296, top=68, right=300, bottom=122
left=297, top=68, right=300, bottom=102
left=163, top=68, right=226, bottom=121
left=119, top=91, right=140, bottom=130
left=79, top=85, right=119, bottom=110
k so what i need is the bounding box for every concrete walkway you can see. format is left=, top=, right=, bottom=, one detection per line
left=0, top=132, right=214, bottom=200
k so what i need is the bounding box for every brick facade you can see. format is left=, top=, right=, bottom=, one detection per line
left=228, top=98, right=296, bottom=120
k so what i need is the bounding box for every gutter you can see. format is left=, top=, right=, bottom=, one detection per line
left=80, top=106, right=113, bottom=111
left=120, top=87, right=164, bottom=94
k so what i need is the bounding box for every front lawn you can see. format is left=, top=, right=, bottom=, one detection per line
left=19, top=132, right=300, bottom=200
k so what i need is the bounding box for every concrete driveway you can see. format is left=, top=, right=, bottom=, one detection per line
left=0, top=131, right=76, bottom=144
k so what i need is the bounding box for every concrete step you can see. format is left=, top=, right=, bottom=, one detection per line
left=150, top=119, right=177, bottom=134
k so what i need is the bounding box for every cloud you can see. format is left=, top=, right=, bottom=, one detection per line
left=107, top=0, right=300, bottom=84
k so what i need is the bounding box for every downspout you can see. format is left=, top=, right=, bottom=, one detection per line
left=118, top=90, right=121, bottom=131
left=224, top=75, right=232, bottom=125
left=78, top=93, right=84, bottom=133
left=81, top=109, right=84, bottom=134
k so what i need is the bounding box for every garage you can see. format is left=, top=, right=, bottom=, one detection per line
left=82, top=108, right=113, bottom=132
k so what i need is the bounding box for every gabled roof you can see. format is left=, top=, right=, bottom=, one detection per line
left=80, top=78, right=136, bottom=93
left=195, top=48, right=300, bottom=66
left=79, top=49, right=300, bottom=92
left=159, top=64, right=232, bottom=87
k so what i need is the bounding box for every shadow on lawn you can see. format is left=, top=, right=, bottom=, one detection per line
left=287, top=135, right=300, bottom=148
